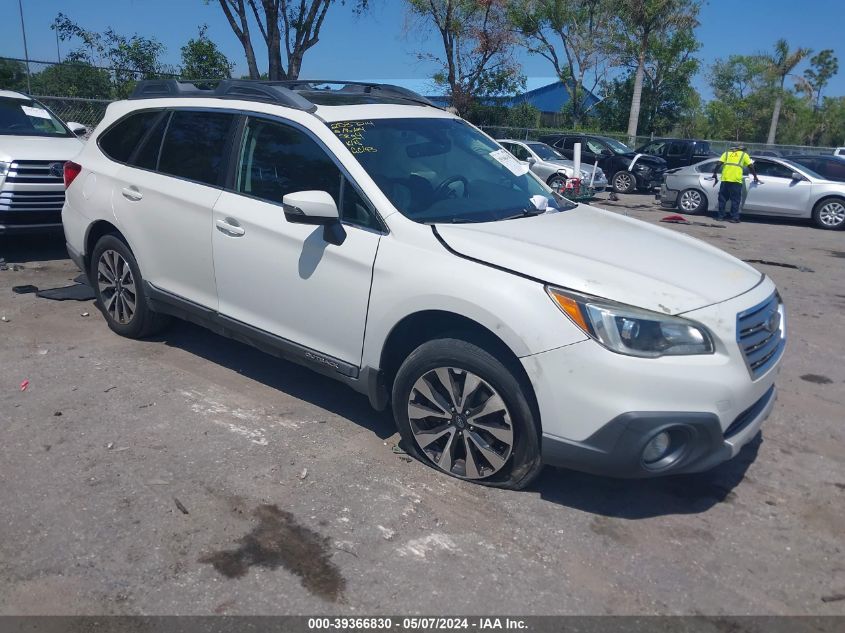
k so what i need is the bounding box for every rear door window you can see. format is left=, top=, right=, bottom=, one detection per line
left=754, top=160, right=793, bottom=179
left=158, top=110, right=237, bottom=187
left=130, top=111, right=170, bottom=171
left=99, top=110, right=163, bottom=163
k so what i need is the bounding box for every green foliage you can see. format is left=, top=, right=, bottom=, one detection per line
left=30, top=61, right=112, bottom=99
left=804, top=49, right=839, bottom=106
left=180, top=25, right=234, bottom=80
left=507, top=102, right=541, bottom=128
left=0, top=58, right=28, bottom=91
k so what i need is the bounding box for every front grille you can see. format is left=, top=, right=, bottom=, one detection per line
left=0, top=190, right=65, bottom=212
left=736, top=294, right=785, bottom=379
left=3, top=159, right=66, bottom=184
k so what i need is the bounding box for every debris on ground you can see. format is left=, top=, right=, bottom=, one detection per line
left=744, top=259, right=814, bottom=272
left=660, top=214, right=725, bottom=228
left=104, top=385, right=117, bottom=393
left=299, top=468, right=308, bottom=480
left=391, top=444, right=408, bottom=455
left=173, top=497, right=190, bottom=515
left=81, top=312, right=90, bottom=317
left=19, top=379, right=29, bottom=392
left=821, top=593, right=845, bottom=603
left=106, top=442, right=115, bottom=449
left=377, top=525, right=395, bottom=540
left=1, top=315, right=9, bottom=323
left=34, top=282, right=96, bottom=301
left=12, top=285, right=38, bottom=295
left=53, top=411, right=62, bottom=417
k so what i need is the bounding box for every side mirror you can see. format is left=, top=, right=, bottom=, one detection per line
left=526, top=157, right=536, bottom=165
left=282, top=190, right=346, bottom=245
left=67, top=122, right=87, bottom=137
left=790, top=172, right=804, bottom=181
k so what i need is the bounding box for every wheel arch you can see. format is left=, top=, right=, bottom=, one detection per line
left=811, top=194, right=845, bottom=228
left=83, top=220, right=132, bottom=275
left=377, top=310, right=541, bottom=426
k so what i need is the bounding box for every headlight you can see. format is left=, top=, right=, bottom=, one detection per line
left=546, top=286, right=714, bottom=357
left=0, top=161, right=9, bottom=176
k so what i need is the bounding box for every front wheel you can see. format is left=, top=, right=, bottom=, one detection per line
left=812, top=198, right=845, bottom=230
left=612, top=170, right=636, bottom=193
left=391, top=338, right=542, bottom=489
left=547, top=174, right=567, bottom=193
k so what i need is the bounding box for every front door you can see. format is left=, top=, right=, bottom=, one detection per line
left=744, top=160, right=812, bottom=216
left=211, top=116, right=382, bottom=367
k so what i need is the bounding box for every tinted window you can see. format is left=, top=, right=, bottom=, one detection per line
left=237, top=117, right=379, bottom=229
left=508, top=143, right=530, bottom=161
left=158, top=110, right=235, bottom=186
left=695, top=160, right=719, bottom=173
left=754, top=160, right=794, bottom=179
left=641, top=141, right=666, bottom=155
left=585, top=138, right=606, bottom=154
left=693, top=141, right=711, bottom=155
left=131, top=111, right=169, bottom=171
left=560, top=137, right=576, bottom=150
left=99, top=110, right=162, bottom=163
left=667, top=141, right=687, bottom=155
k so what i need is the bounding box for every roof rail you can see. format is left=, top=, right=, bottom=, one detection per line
left=129, top=79, right=437, bottom=111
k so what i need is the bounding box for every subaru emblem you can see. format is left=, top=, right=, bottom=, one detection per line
left=764, top=311, right=781, bottom=333
left=49, top=162, right=65, bottom=178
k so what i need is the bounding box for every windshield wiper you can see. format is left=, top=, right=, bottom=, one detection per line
left=500, top=208, right=546, bottom=220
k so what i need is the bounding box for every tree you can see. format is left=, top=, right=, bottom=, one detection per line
left=705, top=54, right=769, bottom=141
left=0, top=58, right=27, bottom=91
left=180, top=25, right=234, bottom=79
left=30, top=61, right=112, bottom=98
left=509, top=0, right=614, bottom=127
left=52, top=13, right=174, bottom=96
left=612, top=0, right=700, bottom=141
left=764, top=38, right=811, bottom=145
left=406, top=0, right=523, bottom=116
left=215, top=0, right=368, bottom=80
left=803, top=49, right=839, bottom=108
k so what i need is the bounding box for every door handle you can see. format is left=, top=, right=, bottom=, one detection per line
left=121, top=186, right=143, bottom=202
left=216, top=218, right=245, bottom=236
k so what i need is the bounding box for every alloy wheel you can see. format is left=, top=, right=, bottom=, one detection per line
left=819, top=201, right=845, bottom=227
left=614, top=172, right=634, bottom=192
left=548, top=176, right=566, bottom=192
left=407, top=367, right=513, bottom=480
left=97, top=249, right=137, bottom=325
left=679, top=190, right=703, bottom=212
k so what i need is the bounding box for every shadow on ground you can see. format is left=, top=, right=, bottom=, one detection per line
left=0, top=232, right=68, bottom=264
left=156, top=320, right=396, bottom=440
left=534, top=434, right=761, bottom=518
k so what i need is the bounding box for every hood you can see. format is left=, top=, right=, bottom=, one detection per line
left=435, top=205, right=762, bottom=315
left=620, top=152, right=666, bottom=168
left=0, top=135, right=84, bottom=162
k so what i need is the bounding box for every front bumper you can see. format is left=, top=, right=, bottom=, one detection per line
left=541, top=386, right=775, bottom=478
left=521, top=278, right=782, bottom=478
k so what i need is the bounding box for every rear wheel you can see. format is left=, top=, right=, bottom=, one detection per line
left=547, top=173, right=567, bottom=193
left=612, top=170, right=636, bottom=193
left=391, top=338, right=542, bottom=490
left=812, top=198, right=845, bottom=230
left=90, top=234, right=170, bottom=338
left=678, top=188, right=707, bottom=215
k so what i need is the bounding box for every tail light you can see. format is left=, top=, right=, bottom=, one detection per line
left=63, top=161, right=82, bottom=189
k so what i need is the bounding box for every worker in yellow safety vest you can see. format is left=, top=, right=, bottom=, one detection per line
left=711, top=145, right=760, bottom=223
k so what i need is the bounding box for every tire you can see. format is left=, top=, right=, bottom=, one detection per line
left=678, top=188, right=707, bottom=215
left=89, top=234, right=170, bottom=338
left=391, top=337, right=542, bottom=490
left=812, top=198, right=845, bottom=230
left=547, top=173, right=567, bottom=193
left=612, top=170, right=636, bottom=193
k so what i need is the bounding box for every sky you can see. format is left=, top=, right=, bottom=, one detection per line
left=2, top=0, right=844, bottom=101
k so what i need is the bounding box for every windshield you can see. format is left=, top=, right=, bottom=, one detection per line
left=0, top=97, right=71, bottom=137
left=602, top=137, right=634, bottom=154
left=526, top=142, right=565, bottom=161
left=329, top=118, right=575, bottom=223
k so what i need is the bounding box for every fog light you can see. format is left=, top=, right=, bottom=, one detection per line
left=642, top=431, right=671, bottom=464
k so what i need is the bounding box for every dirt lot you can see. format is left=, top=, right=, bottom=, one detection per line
left=1, top=194, right=844, bottom=616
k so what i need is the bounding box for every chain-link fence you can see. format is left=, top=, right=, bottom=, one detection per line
left=478, top=125, right=839, bottom=156
left=36, top=96, right=112, bottom=132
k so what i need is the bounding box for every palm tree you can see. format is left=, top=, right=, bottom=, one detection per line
left=765, top=39, right=811, bottom=145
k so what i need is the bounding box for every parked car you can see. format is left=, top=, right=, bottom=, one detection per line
left=63, top=79, right=784, bottom=488
left=659, top=156, right=845, bottom=229
left=636, top=138, right=715, bottom=169
left=0, top=90, right=87, bottom=234
left=539, top=133, right=667, bottom=193
left=783, top=154, right=845, bottom=183
left=497, top=139, right=608, bottom=193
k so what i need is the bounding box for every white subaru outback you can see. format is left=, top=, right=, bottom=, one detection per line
left=62, top=80, right=785, bottom=489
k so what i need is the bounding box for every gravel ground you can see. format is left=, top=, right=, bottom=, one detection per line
left=0, top=194, right=843, bottom=616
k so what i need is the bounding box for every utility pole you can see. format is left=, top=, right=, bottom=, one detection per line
left=17, top=0, right=32, bottom=93
left=56, top=29, right=62, bottom=63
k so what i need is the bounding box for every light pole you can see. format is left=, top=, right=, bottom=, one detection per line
left=17, top=0, right=32, bottom=93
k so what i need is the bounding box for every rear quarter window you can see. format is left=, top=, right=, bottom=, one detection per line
left=98, top=110, right=163, bottom=163
left=157, top=110, right=237, bottom=187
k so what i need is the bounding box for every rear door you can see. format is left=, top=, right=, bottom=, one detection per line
left=744, top=160, right=812, bottom=216
left=111, top=109, right=238, bottom=309
left=211, top=115, right=382, bottom=366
